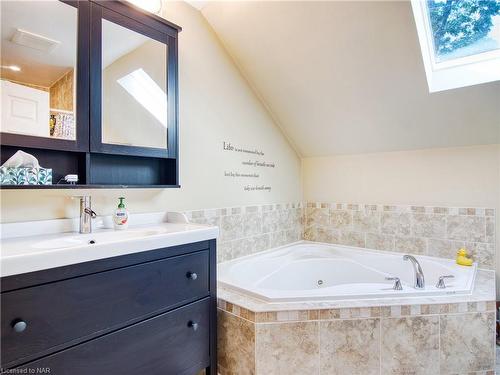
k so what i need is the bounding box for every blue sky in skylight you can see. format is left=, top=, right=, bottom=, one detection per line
left=426, top=0, right=500, bottom=62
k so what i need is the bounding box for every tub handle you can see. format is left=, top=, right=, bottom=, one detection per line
left=436, top=275, right=454, bottom=289
left=385, top=277, right=403, bottom=290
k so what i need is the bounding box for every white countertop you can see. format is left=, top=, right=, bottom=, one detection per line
left=1, top=216, right=218, bottom=277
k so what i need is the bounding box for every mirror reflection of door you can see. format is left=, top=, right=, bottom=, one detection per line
left=101, top=19, right=168, bottom=150
left=0, top=0, right=77, bottom=141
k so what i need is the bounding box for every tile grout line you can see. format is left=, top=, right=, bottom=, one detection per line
left=438, top=313, right=441, bottom=374
left=317, top=320, right=321, bottom=375
left=379, top=317, right=382, bottom=375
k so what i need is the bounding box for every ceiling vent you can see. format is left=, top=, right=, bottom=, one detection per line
left=10, top=28, right=60, bottom=52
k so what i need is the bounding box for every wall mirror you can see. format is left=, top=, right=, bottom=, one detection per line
left=0, top=0, right=180, bottom=188
left=90, top=1, right=177, bottom=160
left=1, top=0, right=78, bottom=141
left=102, top=19, right=168, bottom=150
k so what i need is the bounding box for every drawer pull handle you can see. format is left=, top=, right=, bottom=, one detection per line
left=188, top=321, right=199, bottom=331
left=186, top=272, right=198, bottom=280
left=12, top=319, right=27, bottom=333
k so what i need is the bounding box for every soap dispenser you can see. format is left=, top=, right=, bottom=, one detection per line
left=113, top=197, right=129, bottom=230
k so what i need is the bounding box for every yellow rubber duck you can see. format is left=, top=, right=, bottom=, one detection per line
left=456, top=248, right=473, bottom=266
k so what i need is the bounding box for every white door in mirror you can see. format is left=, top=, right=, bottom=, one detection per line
left=1, top=80, right=49, bottom=137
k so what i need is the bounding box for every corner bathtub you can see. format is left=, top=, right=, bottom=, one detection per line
left=218, top=242, right=477, bottom=302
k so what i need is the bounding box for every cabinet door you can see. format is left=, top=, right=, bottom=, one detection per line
left=18, top=298, right=210, bottom=375
left=90, top=1, right=178, bottom=159
left=0, top=0, right=89, bottom=152
left=1, top=251, right=209, bottom=366
left=1, top=81, right=50, bottom=137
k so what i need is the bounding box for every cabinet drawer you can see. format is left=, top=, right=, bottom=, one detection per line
left=19, top=298, right=211, bottom=375
left=1, top=250, right=209, bottom=366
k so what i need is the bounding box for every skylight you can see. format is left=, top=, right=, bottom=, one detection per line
left=117, top=68, right=167, bottom=127
left=411, top=0, right=500, bottom=92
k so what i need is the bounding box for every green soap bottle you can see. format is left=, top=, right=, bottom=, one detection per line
left=113, top=197, right=129, bottom=230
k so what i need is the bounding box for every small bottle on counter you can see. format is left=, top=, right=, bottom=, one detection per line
left=113, top=197, right=129, bottom=230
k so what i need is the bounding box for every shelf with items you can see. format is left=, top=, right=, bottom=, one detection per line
left=50, top=108, right=75, bottom=115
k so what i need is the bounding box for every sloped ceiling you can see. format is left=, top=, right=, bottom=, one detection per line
left=201, top=1, right=500, bottom=157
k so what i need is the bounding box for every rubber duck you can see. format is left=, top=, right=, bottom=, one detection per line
left=456, top=248, right=473, bottom=266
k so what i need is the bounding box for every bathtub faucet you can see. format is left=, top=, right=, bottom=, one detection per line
left=403, top=255, right=425, bottom=289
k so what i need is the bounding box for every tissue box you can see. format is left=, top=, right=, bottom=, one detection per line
left=0, top=167, right=52, bottom=185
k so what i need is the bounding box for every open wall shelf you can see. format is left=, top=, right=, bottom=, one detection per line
left=0, top=145, right=178, bottom=189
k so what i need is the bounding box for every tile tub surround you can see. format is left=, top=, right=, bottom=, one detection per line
left=304, top=203, right=496, bottom=269
left=217, top=307, right=496, bottom=375
left=217, top=269, right=496, bottom=374
left=184, top=203, right=303, bottom=262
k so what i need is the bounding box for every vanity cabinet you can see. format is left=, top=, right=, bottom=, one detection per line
left=0, top=0, right=180, bottom=188
left=1, top=240, right=217, bottom=374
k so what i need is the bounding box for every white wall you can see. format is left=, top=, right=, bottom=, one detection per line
left=303, top=144, right=500, bottom=294
left=0, top=1, right=301, bottom=223
left=303, top=145, right=499, bottom=208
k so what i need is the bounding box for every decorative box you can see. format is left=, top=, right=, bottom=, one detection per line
left=0, top=167, right=52, bottom=185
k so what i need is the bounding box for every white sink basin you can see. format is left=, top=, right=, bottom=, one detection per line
left=32, top=229, right=165, bottom=250
left=1, top=223, right=219, bottom=277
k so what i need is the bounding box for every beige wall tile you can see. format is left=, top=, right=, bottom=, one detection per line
left=340, top=231, right=366, bottom=248
left=270, top=231, right=287, bottom=248
left=485, top=216, right=494, bottom=243
left=330, top=209, right=352, bottom=229
left=220, top=214, right=244, bottom=242
left=320, top=309, right=340, bottom=320
left=217, top=242, right=232, bottom=263
left=231, top=237, right=256, bottom=259
left=320, top=319, right=380, bottom=375
left=352, top=211, right=380, bottom=233
left=366, top=232, right=395, bottom=251
left=255, top=322, right=319, bottom=374
left=304, top=225, right=339, bottom=244
left=466, top=242, right=495, bottom=269
left=243, top=212, right=262, bottom=237
left=284, top=228, right=301, bottom=243
left=253, top=233, right=271, bottom=253
left=304, top=203, right=496, bottom=267
left=394, top=236, right=427, bottom=254
left=381, top=316, right=439, bottom=375
left=447, top=215, right=486, bottom=242
left=381, top=212, right=411, bottom=236
left=218, top=310, right=255, bottom=375
left=262, top=210, right=279, bottom=233
left=412, top=214, right=446, bottom=238
left=303, top=226, right=316, bottom=241
left=440, top=312, right=495, bottom=373
left=305, top=207, right=329, bottom=226
left=427, top=238, right=464, bottom=259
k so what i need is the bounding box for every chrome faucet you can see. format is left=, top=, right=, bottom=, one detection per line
left=436, top=275, right=454, bottom=289
left=79, top=196, right=96, bottom=234
left=385, top=276, right=403, bottom=290
left=403, top=255, right=425, bottom=289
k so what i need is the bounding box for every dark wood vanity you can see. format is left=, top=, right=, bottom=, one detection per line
left=1, top=239, right=217, bottom=374
left=0, top=0, right=180, bottom=188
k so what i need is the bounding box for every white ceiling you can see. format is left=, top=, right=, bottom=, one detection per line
left=1, top=1, right=149, bottom=87
left=202, top=1, right=500, bottom=156
left=1, top=0, right=77, bottom=87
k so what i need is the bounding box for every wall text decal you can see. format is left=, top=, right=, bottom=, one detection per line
left=223, top=141, right=274, bottom=192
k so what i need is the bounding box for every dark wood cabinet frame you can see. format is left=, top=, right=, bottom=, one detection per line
left=0, top=0, right=90, bottom=153
left=0, top=0, right=181, bottom=189
left=1, top=240, right=217, bottom=374
left=90, top=1, right=178, bottom=159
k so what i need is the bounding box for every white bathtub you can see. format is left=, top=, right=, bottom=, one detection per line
left=218, top=242, right=477, bottom=302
